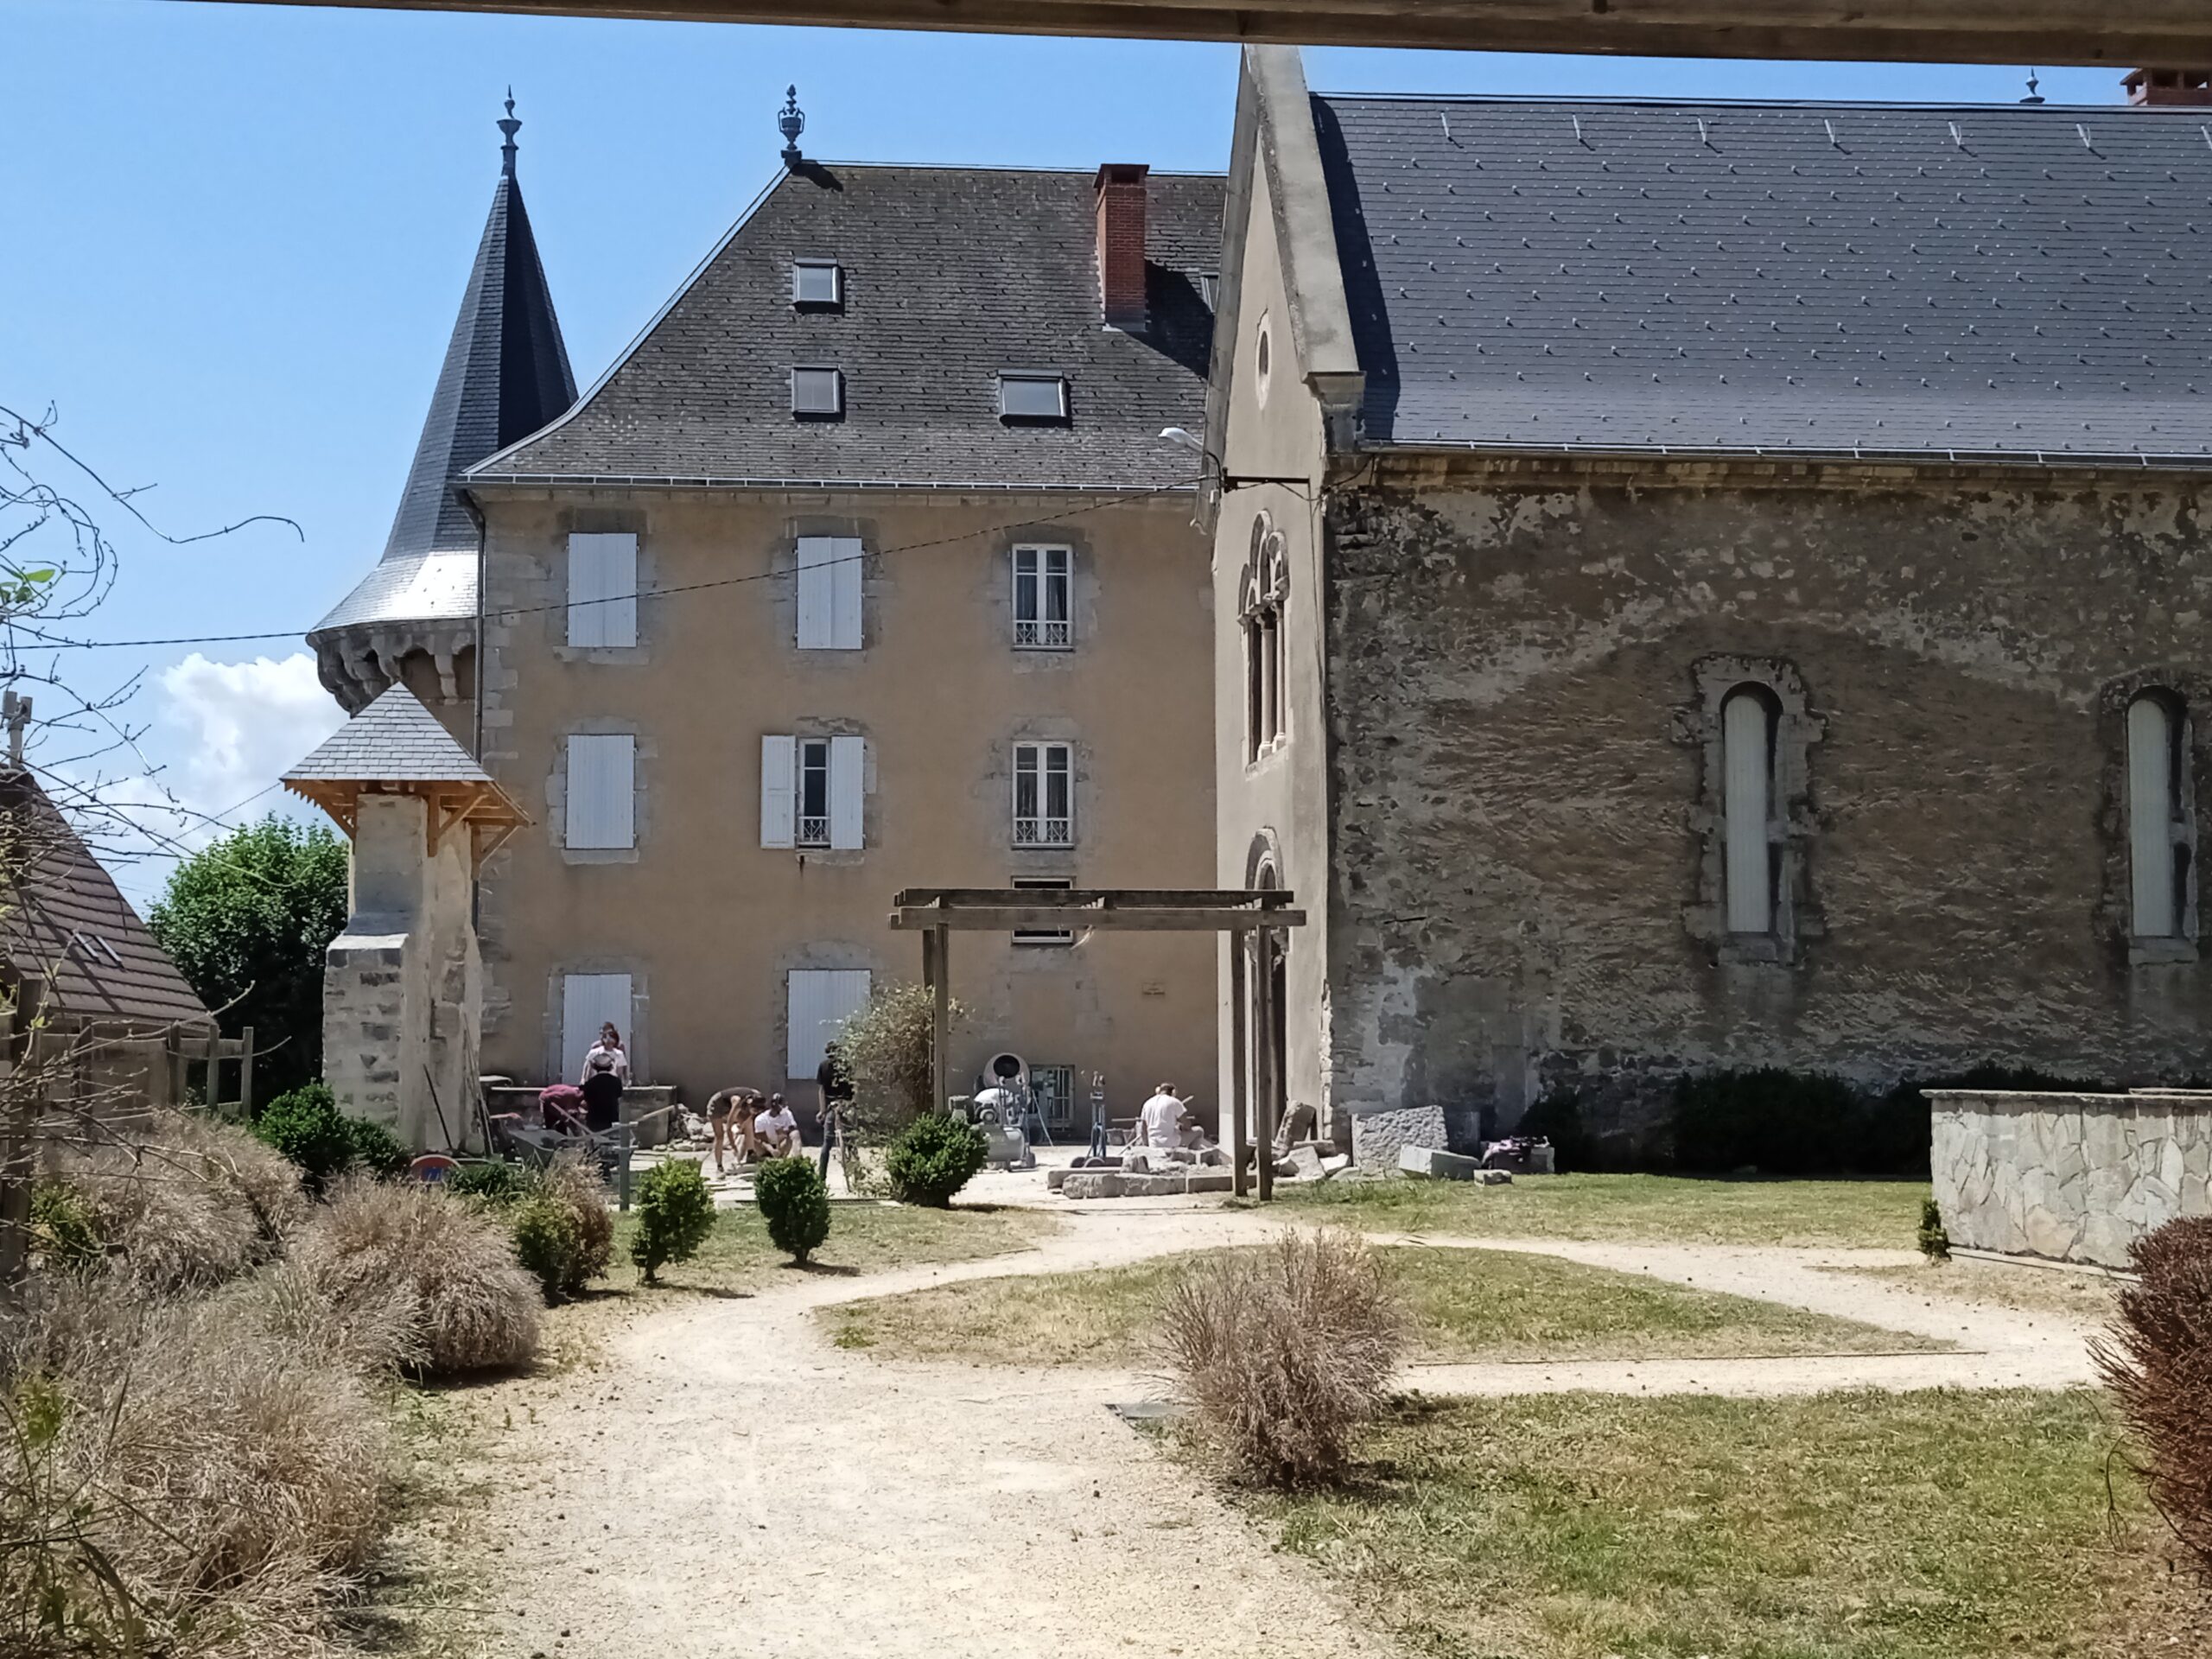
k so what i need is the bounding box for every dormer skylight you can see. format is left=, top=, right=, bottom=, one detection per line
left=998, top=372, right=1069, bottom=423
left=791, top=366, right=843, bottom=418
left=793, top=259, right=842, bottom=308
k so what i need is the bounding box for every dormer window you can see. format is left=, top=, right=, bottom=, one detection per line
left=791, top=366, right=843, bottom=419
left=998, top=372, right=1069, bottom=423
left=792, top=259, right=842, bottom=308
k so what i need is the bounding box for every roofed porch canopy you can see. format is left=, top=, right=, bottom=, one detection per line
left=889, top=887, right=1305, bottom=1198
left=207, top=1, right=2212, bottom=70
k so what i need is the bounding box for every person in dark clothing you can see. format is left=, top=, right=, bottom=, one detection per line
left=580, top=1047, right=625, bottom=1134
left=816, top=1041, right=855, bottom=1179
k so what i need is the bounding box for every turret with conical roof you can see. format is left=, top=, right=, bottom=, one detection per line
left=309, top=94, right=575, bottom=728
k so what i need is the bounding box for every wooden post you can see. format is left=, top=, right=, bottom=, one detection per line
left=1229, top=935, right=1249, bottom=1198
left=930, top=925, right=950, bottom=1113
left=1254, top=928, right=1276, bottom=1202
left=237, top=1026, right=255, bottom=1120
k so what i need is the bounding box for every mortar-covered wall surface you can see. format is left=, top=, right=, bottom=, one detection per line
left=1931, top=1089, right=2212, bottom=1267
left=474, top=486, right=1217, bottom=1123
left=1321, top=470, right=2212, bottom=1160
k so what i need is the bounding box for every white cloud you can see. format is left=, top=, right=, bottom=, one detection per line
left=154, top=652, right=344, bottom=830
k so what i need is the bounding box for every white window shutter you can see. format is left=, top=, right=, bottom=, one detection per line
left=1721, top=694, right=1771, bottom=933
left=565, top=734, right=636, bottom=849
left=830, top=537, right=863, bottom=648
left=796, top=537, right=836, bottom=649
left=2129, top=697, right=2178, bottom=937
left=760, top=735, right=796, bottom=849
left=828, top=734, right=865, bottom=849
left=562, top=973, right=632, bottom=1082
left=787, top=968, right=873, bottom=1077
left=567, top=533, right=638, bottom=648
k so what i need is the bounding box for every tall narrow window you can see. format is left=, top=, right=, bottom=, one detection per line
left=797, top=738, right=831, bottom=848
left=1013, top=741, right=1073, bottom=847
left=762, top=733, right=864, bottom=852
left=566, top=532, right=638, bottom=648
left=1721, top=688, right=1775, bottom=934
left=2128, top=693, right=2190, bottom=938
left=1013, top=546, right=1071, bottom=648
left=795, top=536, right=862, bottom=649
left=565, top=734, right=636, bottom=851
left=1241, top=520, right=1288, bottom=760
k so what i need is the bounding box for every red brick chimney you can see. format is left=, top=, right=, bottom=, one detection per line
left=2125, top=68, right=2212, bottom=105
left=1095, top=163, right=1149, bottom=332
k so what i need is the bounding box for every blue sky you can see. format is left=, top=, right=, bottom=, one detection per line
left=2, top=0, right=2133, bottom=900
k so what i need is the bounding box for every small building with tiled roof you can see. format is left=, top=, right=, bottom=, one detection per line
left=1210, top=47, right=2212, bottom=1166
left=442, top=95, right=1227, bottom=1119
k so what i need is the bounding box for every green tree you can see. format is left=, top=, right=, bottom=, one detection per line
left=148, top=816, right=348, bottom=1102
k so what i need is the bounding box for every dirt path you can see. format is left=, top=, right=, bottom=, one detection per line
left=446, top=1205, right=2104, bottom=1658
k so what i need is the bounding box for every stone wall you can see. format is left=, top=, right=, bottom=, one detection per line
left=1930, top=1089, right=2212, bottom=1268
left=1319, top=468, right=2212, bottom=1162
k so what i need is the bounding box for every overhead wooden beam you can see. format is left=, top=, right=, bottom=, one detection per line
left=891, top=888, right=1306, bottom=931
left=200, top=1, right=2210, bottom=70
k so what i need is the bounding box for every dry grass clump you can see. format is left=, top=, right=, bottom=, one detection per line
left=59, top=1109, right=307, bottom=1292
left=1, top=1274, right=387, bottom=1659
left=1158, top=1228, right=1406, bottom=1488
left=2095, top=1215, right=2212, bottom=1586
left=291, top=1175, right=541, bottom=1376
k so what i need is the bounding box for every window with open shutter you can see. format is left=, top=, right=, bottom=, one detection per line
left=760, top=735, right=796, bottom=849
left=796, top=537, right=862, bottom=650
left=786, top=969, right=872, bottom=1077
left=829, top=735, right=864, bottom=849
left=566, top=533, right=638, bottom=648
left=565, top=734, right=635, bottom=849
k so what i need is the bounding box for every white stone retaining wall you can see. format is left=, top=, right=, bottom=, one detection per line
left=1929, top=1090, right=2212, bottom=1269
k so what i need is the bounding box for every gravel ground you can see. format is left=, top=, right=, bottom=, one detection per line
left=438, top=1205, right=2101, bottom=1658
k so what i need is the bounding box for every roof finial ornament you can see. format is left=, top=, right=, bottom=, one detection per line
left=498, top=86, right=522, bottom=176
left=2022, top=70, right=2045, bottom=105
left=779, top=85, right=805, bottom=168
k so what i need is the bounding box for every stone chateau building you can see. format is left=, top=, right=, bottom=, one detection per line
left=312, top=98, right=1223, bottom=1124
left=1206, top=48, right=2212, bottom=1161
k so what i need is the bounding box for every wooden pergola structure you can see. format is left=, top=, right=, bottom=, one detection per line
left=890, top=887, right=1305, bottom=1198
left=283, top=773, right=530, bottom=867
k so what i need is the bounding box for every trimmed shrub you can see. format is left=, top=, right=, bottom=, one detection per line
left=1672, top=1068, right=1864, bottom=1175
left=292, top=1177, right=540, bottom=1376
left=512, top=1195, right=584, bottom=1299
left=343, top=1114, right=411, bottom=1180
left=532, top=1153, right=614, bottom=1293
left=885, top=1110, right=988, bottom=1208
left=630, top=1160, right=715, bottom=1285
left=446, top=1159, right=530, bottom=1206
left=2096, top=1216, right=2212, bottom=1588
left=1159, top=1230, right=1405, bottom=1489
left=1917, top=1198, right=1952, bottom=1261
left=28, top=1180, right=100, bottom=1270
left=754, top=1155, right=831, bottom=1263
left=1516, top=1087, right=1590, bottom=1172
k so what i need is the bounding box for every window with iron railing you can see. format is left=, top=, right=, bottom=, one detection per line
left=1012, top=741, right=1073, bottom=847
left=797, top=738, right=831, bottom=848
left=1013, top=545, right=1072, bottom=649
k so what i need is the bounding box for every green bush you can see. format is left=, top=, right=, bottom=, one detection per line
left=446, top=1160, right=529, bottom=1206
left=254, top=1082, right=411, bottom=1189
left=512, top=1194, right=585, bottom=1298
left=1672, top=1069, right=1864, bottom=1175
left=630, top=1160, right=715, bottom=1285
left=29, top=1180, right=102, bottom=1269
left=1516, top=1088, right=1590, bottom=1172
left=532, top=1153, right=613, bottom=1293
left=1918, top=1198, right=1952, bottom=1261
left=754, top=1156, right=831, bottom=1263
left=1868, top=1065, right=2108, bottom=1179
left=884, top=1111, right=988, bottom=1208
left=343, top=1114, right=411, bottom=1180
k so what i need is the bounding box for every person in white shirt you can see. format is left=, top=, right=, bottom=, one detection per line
left=756, top=1094, right=801, bottom=1158
left=1138, top=1084, right=1188, bottom=1152
left=579, top=1024, right=631, bottom=1086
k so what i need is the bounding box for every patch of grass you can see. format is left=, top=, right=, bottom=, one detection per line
left=1275, top=1173, right=1928, bottom=1249
left=819, top=1245, right=1941, bottom=1367
left=1820, top=1258, right=2121, bottom=1327
left=1243, top=1389, right=2208, bottom=1659
left=603, top=1199, right=1058, bottom=1298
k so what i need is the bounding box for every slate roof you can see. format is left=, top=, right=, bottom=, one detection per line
left=0, top=772, right=213, bottom=1030
left=312, top=156, right=575, bottom=637
left=469, top=163, right=1222, bottom=491
left=1311, top=94, right=2212, bottom=464
left=283, top=684, right=497, bottom=785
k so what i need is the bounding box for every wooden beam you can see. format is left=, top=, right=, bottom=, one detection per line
left=929, top=926, right=950, bottom=1114
left=1229, top=934, right=1248, bottom=1199
left=893, top=905, right=1306, bottom=932
left=1254, top=928, right=1276, bottom=1203
left=196, top=1, right=2212, bottom=70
